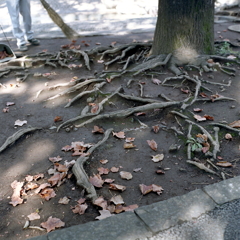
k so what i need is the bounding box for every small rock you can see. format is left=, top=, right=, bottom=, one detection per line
left=169, top=144, right=180, bottom=152
left=65, top=128, right=70, bottom=132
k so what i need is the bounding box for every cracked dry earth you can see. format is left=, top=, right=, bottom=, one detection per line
left=1, top=24, right=240, bottom=240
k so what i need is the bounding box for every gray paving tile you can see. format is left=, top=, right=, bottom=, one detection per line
left=46, top=211, right=152, bottom=240
left=203, top=176, right=240, bottom=205
left=135, top=189, right=216, bottom=234
left=27, top=235, right=48, bottom=240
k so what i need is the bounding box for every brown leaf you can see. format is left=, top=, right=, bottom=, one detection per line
left=110, top=195, right=124, bottom=205
left=89, top=174, right=104, bottom=188
left=92, top=125, right=104, bottom=134
left=152, top=125, right=160, bottom=133
left=39, top=188, right=56, bottom=200
left=109, top=183, right=126, bottom=192
left=225, top=133, right=233, bottom=140
left=6, top=102, right=15, bottom=106
left=114, top=204, right=124, bottom=214
left=123, top=142, right=136, bottom=149
left=58, top=196, right=70, bottom=205
left=100, top=159, right=108, bottom=164
left=41, top=216, right=65, bottom=232
left=147, top=139, right=157, bottom=151
left=229, top=120, right=240, bottom=128
left=156, top=169, right=165, bottom=174
left=199, top=92, right=208, bottom=98
left=35, top=183, right=51, bottom=194
left=194, top=115, right=207, bottom=122
left=152, top=184, right=164, bottom=195
left=139, top=184, right=153, bottom=195
left=106, top=77, right=111, bottom=83
left=48, top=172, right=66, bottom=187
left=77, top=198, right=86, bottom=205
left=27, top=212, right=40, bottom=221
left=152, top=154, right=164, bottom=162
left=97, top=167, right=110, bottom=175
left=204, top=115, right=214, bottom=121
left=54, top=163, right=68, bottom=173
left=61, top=145, right=72, bottom=152
left=72, top=203, right=88, bottom=215
left=25, top=175, right=34, bottom=182
left=54, top=116, right=62, bottom=122
left=193, top=108, right=203, bottom=112
left=95, top=210, right=113, bottom=220
left=104, top=178, right=115, bottom=183
left=110, top=167, right=119, bottom=173
left=2, top=107, right=9, bottom=113
left=112, top=131, right=125, bottom=139
left=89, top=103, right=99, bottom=114
left=122, top=204, right=139, bottom=212
left=135, top=112, right=146, bottom=116
left=9, top=180, right=24, bottom=207
left=152, top=78, right=161, bottom=85
left=120, top=171, right=133, bottom=180
left=93, top=196, right=108, bottom=210
left=24, top=182, right=39, bottom=191
left=202, top=142, right=210, bottom=153
left=49, top=156, right=62, bottom=163
left=125, top=137, right=135, bottom=143
left=216, top=161, right=233, bottom=167
left=181, top=88, right=189, bottom=94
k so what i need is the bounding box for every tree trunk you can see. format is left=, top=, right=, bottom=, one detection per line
left=151, top=0, right=215, bottom=57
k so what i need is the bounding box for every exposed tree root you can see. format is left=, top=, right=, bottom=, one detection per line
left=57, top=86, right=123, bottom=131
left=45, top=78, right=105, bottom=101
left=209, top=122, right=240, bottom=135
left=187, top=160, right=218, bottom=175
left=186, top=120, right=220, bottom=159
left=72, top=128, right=113, bottom=201
left=0, top=126, right=41, bottom=153
left=65, top=82, right=106, bottom=108
left=74, top=101, right=181, bottom=129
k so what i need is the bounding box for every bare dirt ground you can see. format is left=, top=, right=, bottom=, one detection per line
left=1, top=22, right=240, bottom=240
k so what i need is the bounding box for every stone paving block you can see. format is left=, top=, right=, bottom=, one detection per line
left=203, top=176, right=240, bottom=205
left=27, top=235, right=48, bottom=240
left=135, top=189, right=216, bottom=234
left=46, top=211, right=152, bottom=240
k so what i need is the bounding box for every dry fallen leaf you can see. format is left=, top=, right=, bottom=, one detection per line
left=2, top=107, right=9, bottom=113
left=152, top=125, right=160, bottom=133
left=139, top=184, right=153, bottom=195
left=94, top=196, right=108, bottom=210
left=229, top=120, right=240, bottom=128
left=204, top=115, right=214, bottom=121
left=24, top=182, right=39, bottom=191
left=54, top=116, right=62, bottom=122
left=156, top=169, right=165, bottom=174
left=181, top=88, right=189, bottom=94
left=89, top=174, right=104, bottom=188
left=123, top=142, right=136, bottom=149
left=147, top=140, right=158, bottom=151
left=152, top=78, right=161, bottom=85
left=27, top=212, right=41, bottom=221
left=112, top=131, right=125, bottom=139
left=41, top=216, right=65, bottom=232
left=48, top=172, right=66, bottom=187
left=120, top=171, right=133, bottom=180
left=54, top=163, right=68, bottom=173
left=49, top=156, right=62, bottom=163
left=14, top=119, right=27, bottom=126
left=110, top=167, right=119, bottom=173
left=72, top=203, right=88, bottom=215
left=133, top=167, right=142, bottom=172
left=98, top=167, right=110, bottom=175
left=216, top=161, right=233, bottom=167
left=199, top=92, right=208, bottom=98
left=100, top=159, right=108, bottom=164
left=61, top=145, right=72, bottom=152
left=95, top=210, right=113, bottom=220
left=225, top=133, right=233, bottom=140
left=152, top=184, right=164, bottom=195
left=6, top=102, right=15, bottom=106
left=110, top=195, right=124, bottom=205
left=109, top=183, right=126, bottom=192
left=89, top=103, right=99, bottom=114
left=58, top=196, right=70, bottom=205
left=194, top=115, right=206, bottom=122
left=123, top=204, right=139, bottom=212
left=125, top=137, right=135, bottom=143
left=39, top=188, right=56, bottom=201
left=152, top=154, right=164, bottom=162
left=10, top=180, right=24, bottom=207
left=35, top=183, right=51, bottom=194
left=104, top=178, right=115, bottom=183
left=92, top=125, right=104, bottom=134
left=193, top=108, right=203, bottom=112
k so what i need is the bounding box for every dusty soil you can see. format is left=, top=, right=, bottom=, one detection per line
left=1, top=22, right=240, bottom=240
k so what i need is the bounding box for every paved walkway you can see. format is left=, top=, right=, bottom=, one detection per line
left=29, top=176, right=240, bottom=240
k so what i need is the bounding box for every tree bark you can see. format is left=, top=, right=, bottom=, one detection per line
left=151, top=0, right=215, bottom=56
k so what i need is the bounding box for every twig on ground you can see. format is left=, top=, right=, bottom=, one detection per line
left=187, top=160, right=218, bottom=175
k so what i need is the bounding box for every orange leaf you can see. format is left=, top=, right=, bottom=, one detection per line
left=112, top=131, right=125, bottom=139
left=147, top=139, right=157, bottom=151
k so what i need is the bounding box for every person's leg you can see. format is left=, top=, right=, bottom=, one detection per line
left=6, top=0, right=27, bottom=48
left=19, top=0, right=40, bottom=45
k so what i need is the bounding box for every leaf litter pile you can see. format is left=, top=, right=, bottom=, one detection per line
left=1, top=34, right=240, bottom=239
